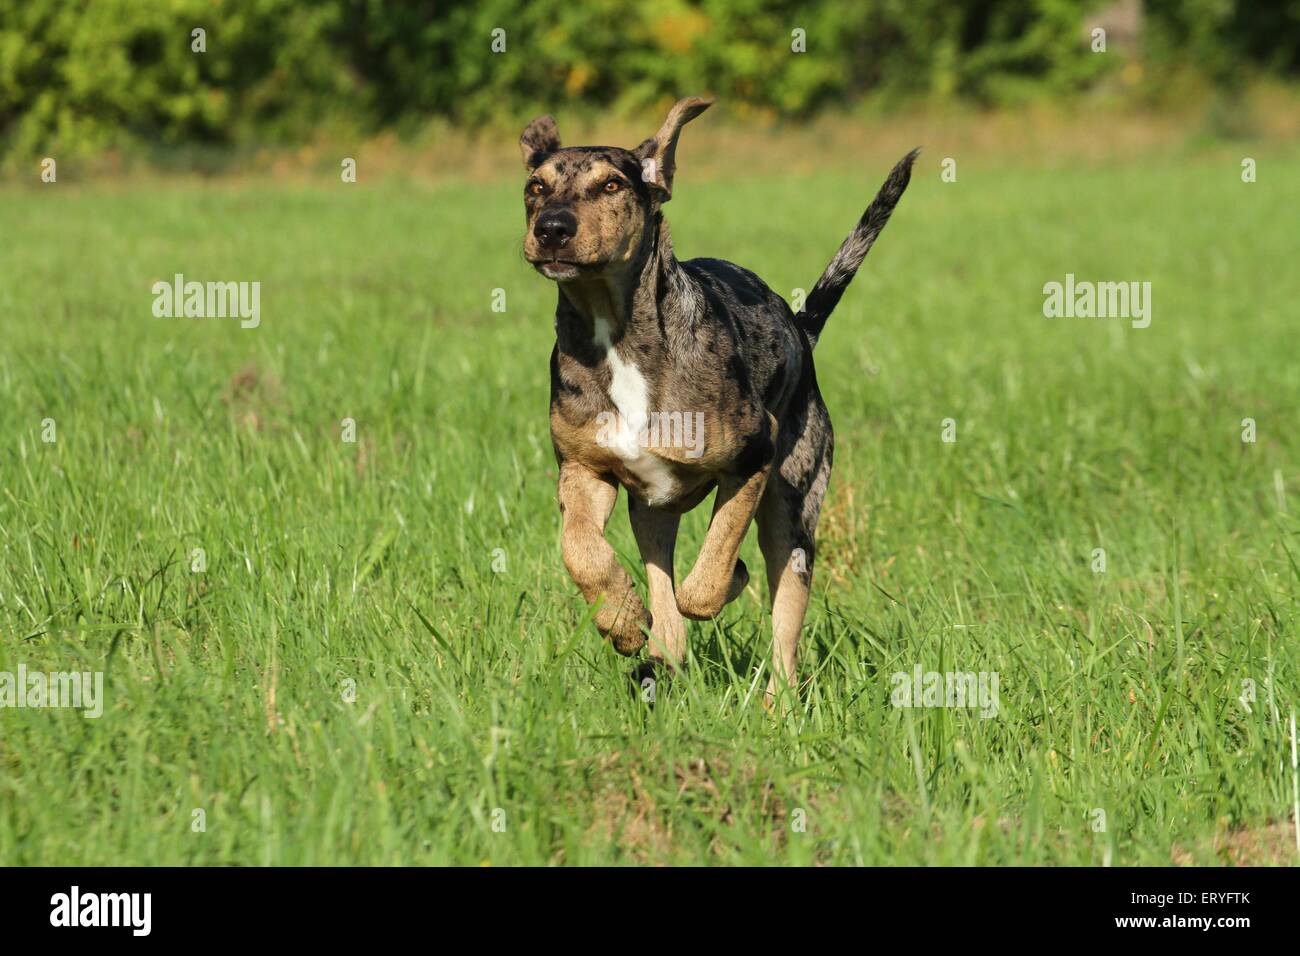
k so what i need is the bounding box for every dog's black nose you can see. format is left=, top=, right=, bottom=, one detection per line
left=534, top=209, right=578, bottom=250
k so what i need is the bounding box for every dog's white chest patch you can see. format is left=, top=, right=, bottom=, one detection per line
left=593, top=317, right=677, bottom=505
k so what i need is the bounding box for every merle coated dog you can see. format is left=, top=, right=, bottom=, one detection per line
left=520, top=97, right=916, bottom=703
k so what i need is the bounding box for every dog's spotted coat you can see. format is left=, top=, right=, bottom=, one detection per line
left=520, top=97, right=916, bottom=704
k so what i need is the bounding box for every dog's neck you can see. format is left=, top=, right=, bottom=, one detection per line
left=554, top=212, right=696, bottom=359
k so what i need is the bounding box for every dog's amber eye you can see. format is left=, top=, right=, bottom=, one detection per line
left=527, top=181, right=545, bottom=197
left=603, top=179, right=623, bottom=193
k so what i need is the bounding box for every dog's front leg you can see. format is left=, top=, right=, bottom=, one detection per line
left=628, top=497, right=686, bottom=667
left=676, top=413, right=777, bottom=620
left=557, top=463, right=649, bottom=654
left=676, top=462, right=771, bottom=621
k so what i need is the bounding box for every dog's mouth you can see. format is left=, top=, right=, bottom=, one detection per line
left=528, top=256, right=601, bottom=281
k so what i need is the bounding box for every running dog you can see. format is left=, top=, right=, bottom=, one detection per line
left=520, top=97, right=916, bottom=702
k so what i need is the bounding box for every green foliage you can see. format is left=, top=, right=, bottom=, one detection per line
left=0, top=0, right=1296, bottom=156
left=0, top=0, right=351, bottom=156
left=1145, top=0, right=1300, bottom=86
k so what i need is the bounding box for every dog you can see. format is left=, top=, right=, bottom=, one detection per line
left=520, top=97, right=916, bottom=702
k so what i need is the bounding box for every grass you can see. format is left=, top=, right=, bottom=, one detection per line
left=1, top=134, right=1299, bottom=865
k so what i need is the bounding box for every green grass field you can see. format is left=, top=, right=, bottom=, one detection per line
left=2, top=141, right=1298, bottom=865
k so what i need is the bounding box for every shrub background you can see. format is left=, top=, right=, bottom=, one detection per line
left=3, top=0, right=1299, bottom=158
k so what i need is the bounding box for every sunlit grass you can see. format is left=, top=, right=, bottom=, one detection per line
left=1, top=142, right=1298, bottom=864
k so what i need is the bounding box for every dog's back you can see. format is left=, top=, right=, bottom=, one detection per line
left=681, top=257, right=805, bottom=421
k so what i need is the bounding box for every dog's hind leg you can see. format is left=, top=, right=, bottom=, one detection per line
left=628, top=497, right=687, bottom=668
left=757, top=400, right=832, bottom=707
left=558, top=463, right=650, bottom=655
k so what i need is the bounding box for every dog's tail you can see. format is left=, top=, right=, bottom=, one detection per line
left=795, top=148, right=919, bottom=348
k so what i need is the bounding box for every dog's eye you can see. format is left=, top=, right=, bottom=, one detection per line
left=603, top=179, right=623, bottom=193
left=527, top=181, right=545, bottom=197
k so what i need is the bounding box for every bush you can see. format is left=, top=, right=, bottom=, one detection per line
left=0, top=0, right=1294, bottom=158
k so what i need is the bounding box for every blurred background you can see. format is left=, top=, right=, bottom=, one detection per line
left=3, top=0, right=1299, bottom=172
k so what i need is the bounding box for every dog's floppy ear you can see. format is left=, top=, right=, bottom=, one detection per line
left=633, top=96, right=713, bottom=201
left=520, top=115, right=561, bottom=169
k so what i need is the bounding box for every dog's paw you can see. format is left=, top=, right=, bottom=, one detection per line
left=764, top=674, right=802, bottom=715
left=724, top=558, right=750, bottom=604
left=589, top=583, right=651, bottom=655
left=677, top=559, right=748, bottom=620
left=602, top=604, right=650, bottom=656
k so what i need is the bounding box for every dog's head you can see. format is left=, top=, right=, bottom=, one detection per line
left=520, top=97, right=712, bottom=281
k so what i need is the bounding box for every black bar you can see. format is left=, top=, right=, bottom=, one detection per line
left=0, top=866, right=1283, bottom=941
